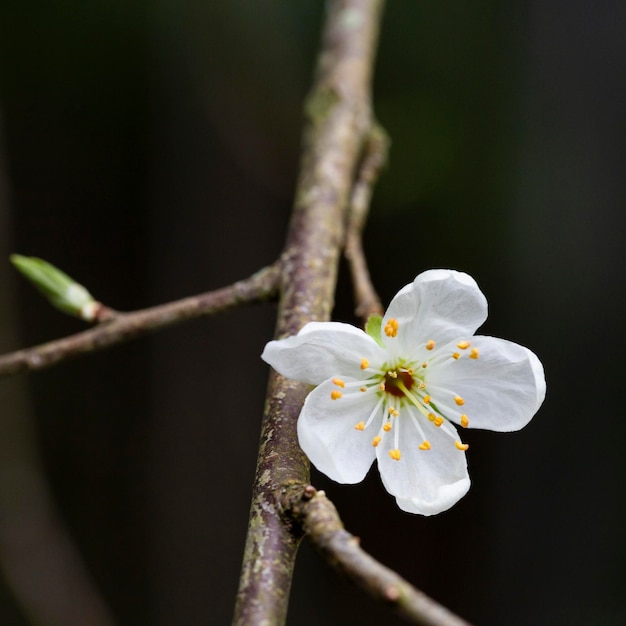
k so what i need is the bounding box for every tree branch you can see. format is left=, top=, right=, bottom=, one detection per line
left=283, top=486, right=473, bottom=626
left=345, top=124, right=388, bottom=319
left=233, top=1, right=384, bottom=624
left=0, top=263, right=280, bottom=378
left=234, top=3, right=475, bottom=626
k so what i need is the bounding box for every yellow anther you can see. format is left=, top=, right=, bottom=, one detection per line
left=354, top=421, right=365, bottom=431
left=383, top=422, right=392, bottom=432
left=419, top=441, right=431, bottom=451
left=372, top=436, right=382, bottom=447
left=426, top=339, right=436, bottom=351
left=379, top=382, right=386, bottom=391
left=452, top=352, right=461, bottom=360
left=419, top=382, right=426, bottom=389
left=360, top=358, right=369, bottom=369
left=433, top=417, right=444, bottom=427
left=387, top=407, right=399, bottom=417
left=332, top=377, right=345, bottom=388
left=388, top=370, right=398, bottom=378
left=384, top=318, right=399, bottom=338
left=421, top=362, right=428, bottom=369
left=457, top=340, right=471, bottom=350
left=423, top=395, right=431, bottom=404
left=460, top=414, right=469, bottom=428
left=469, top=348, right=479, bottom=359
left=360, top=386, right=367, bottom=392
left=388, top=449, right=401, bottom=461
left=455, top=440, right=469, bottom=451
left=330, top=390, right=342, bottom=400
left=454, top=395, right=465, bottom=406
left=428, top=413, right=436, bottom=422
left=407, top=368, right=414, bottom=376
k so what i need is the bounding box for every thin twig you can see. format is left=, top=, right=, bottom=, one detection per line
left=283, top=486, right=473, bottom=626
left=0, top=263, right=280, bottom=378
left=345, top=124, right=389, bottom=319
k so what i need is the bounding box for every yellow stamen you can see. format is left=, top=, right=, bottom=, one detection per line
left=360, top=386, right=367, bottom=392
left=332, top=377, right=345, bottom=388
left=433, top=417, right=444, bottom=427
left=388, top=407, right=399, bottom=417
left=419, top=382, right=426, bottom=389
left=469, top=348, right=479, bottom=359
left=379, top=382, right=386, bottom=391
left=384, top=318, right=399, bottom=337
left=452, top=352, right=461, bottom=360
left=426, top=339, right=435, bottom=350
left=330, top=390, right=342, bottom=400
left=455, top=441, right=469, bottom=451
left=407, top=368, right=414, bottom=376
left=457, top=340, right=471, bottom=350
left=423, top=395, right=431, bottom=404
left=383, top=422, right=392, bottom=432
left=460, top=414, right=469, bottom=428
left=427, top=413, right=436, bottom=422
left=454, top=395, right=465, bottom=406
left=387, top=370, right=398, bottom=379
left=372, top=436, right=382, bottom=447
left=360, top=358, right=369, bottom=369
left=419, top=441, right=431, bottom=451
left=421, top=362, right=428, bottom=368
left=388, top=448, right=401, bottom=460
left=354, top=421, right=365, bottom=431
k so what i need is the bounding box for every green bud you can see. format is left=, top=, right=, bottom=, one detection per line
left=10, top=254, right=98, bottom=321
left=365, top=314, right=384, bottom=347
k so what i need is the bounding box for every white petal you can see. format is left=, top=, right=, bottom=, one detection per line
left=426, top=336, right=546, bottom=432
left=297, top=378, right=379, bottom=483
left=394, top=480, right=470, bottom=515
left=261, top=322, right=386, bottom=385
left=382, top=270, right=488, bottom=357
left=376, top=410, right=470, bottom=516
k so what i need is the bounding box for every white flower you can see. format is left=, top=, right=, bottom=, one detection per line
left=262, top=269, right=546, bottom=516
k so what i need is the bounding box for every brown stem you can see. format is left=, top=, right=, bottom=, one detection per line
left=232, top=1, right=385, bottom=624
left=345, top=124, right=388, bottom=320
left=283, top=486, right=473, bottom=626
left=0, top=263, right=280, bottom=378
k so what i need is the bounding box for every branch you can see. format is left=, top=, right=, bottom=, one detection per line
left=233, top=1, right=384, bottom=624
left=235, top=4, right=475, bottom=625
left=283, top=486, right=473, bottom=626
left=0, top=263, right=280, bottom=378
left=345, top=124, right=388, bottom=319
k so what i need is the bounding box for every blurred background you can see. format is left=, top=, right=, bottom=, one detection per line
left=1, top=0, right=625, bottom=624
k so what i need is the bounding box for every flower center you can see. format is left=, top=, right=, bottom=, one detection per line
left=383, top=369, right=415, bottom=398
left=330, top=329, right=477, bottom=459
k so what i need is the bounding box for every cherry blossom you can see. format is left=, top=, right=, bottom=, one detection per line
left=262, top=270, right=546, bottom=515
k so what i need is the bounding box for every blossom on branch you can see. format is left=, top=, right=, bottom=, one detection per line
left=262, top=269, right=546, bottom=515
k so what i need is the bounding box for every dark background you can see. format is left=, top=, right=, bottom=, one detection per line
left=1, top=1, right=625, bottom=624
